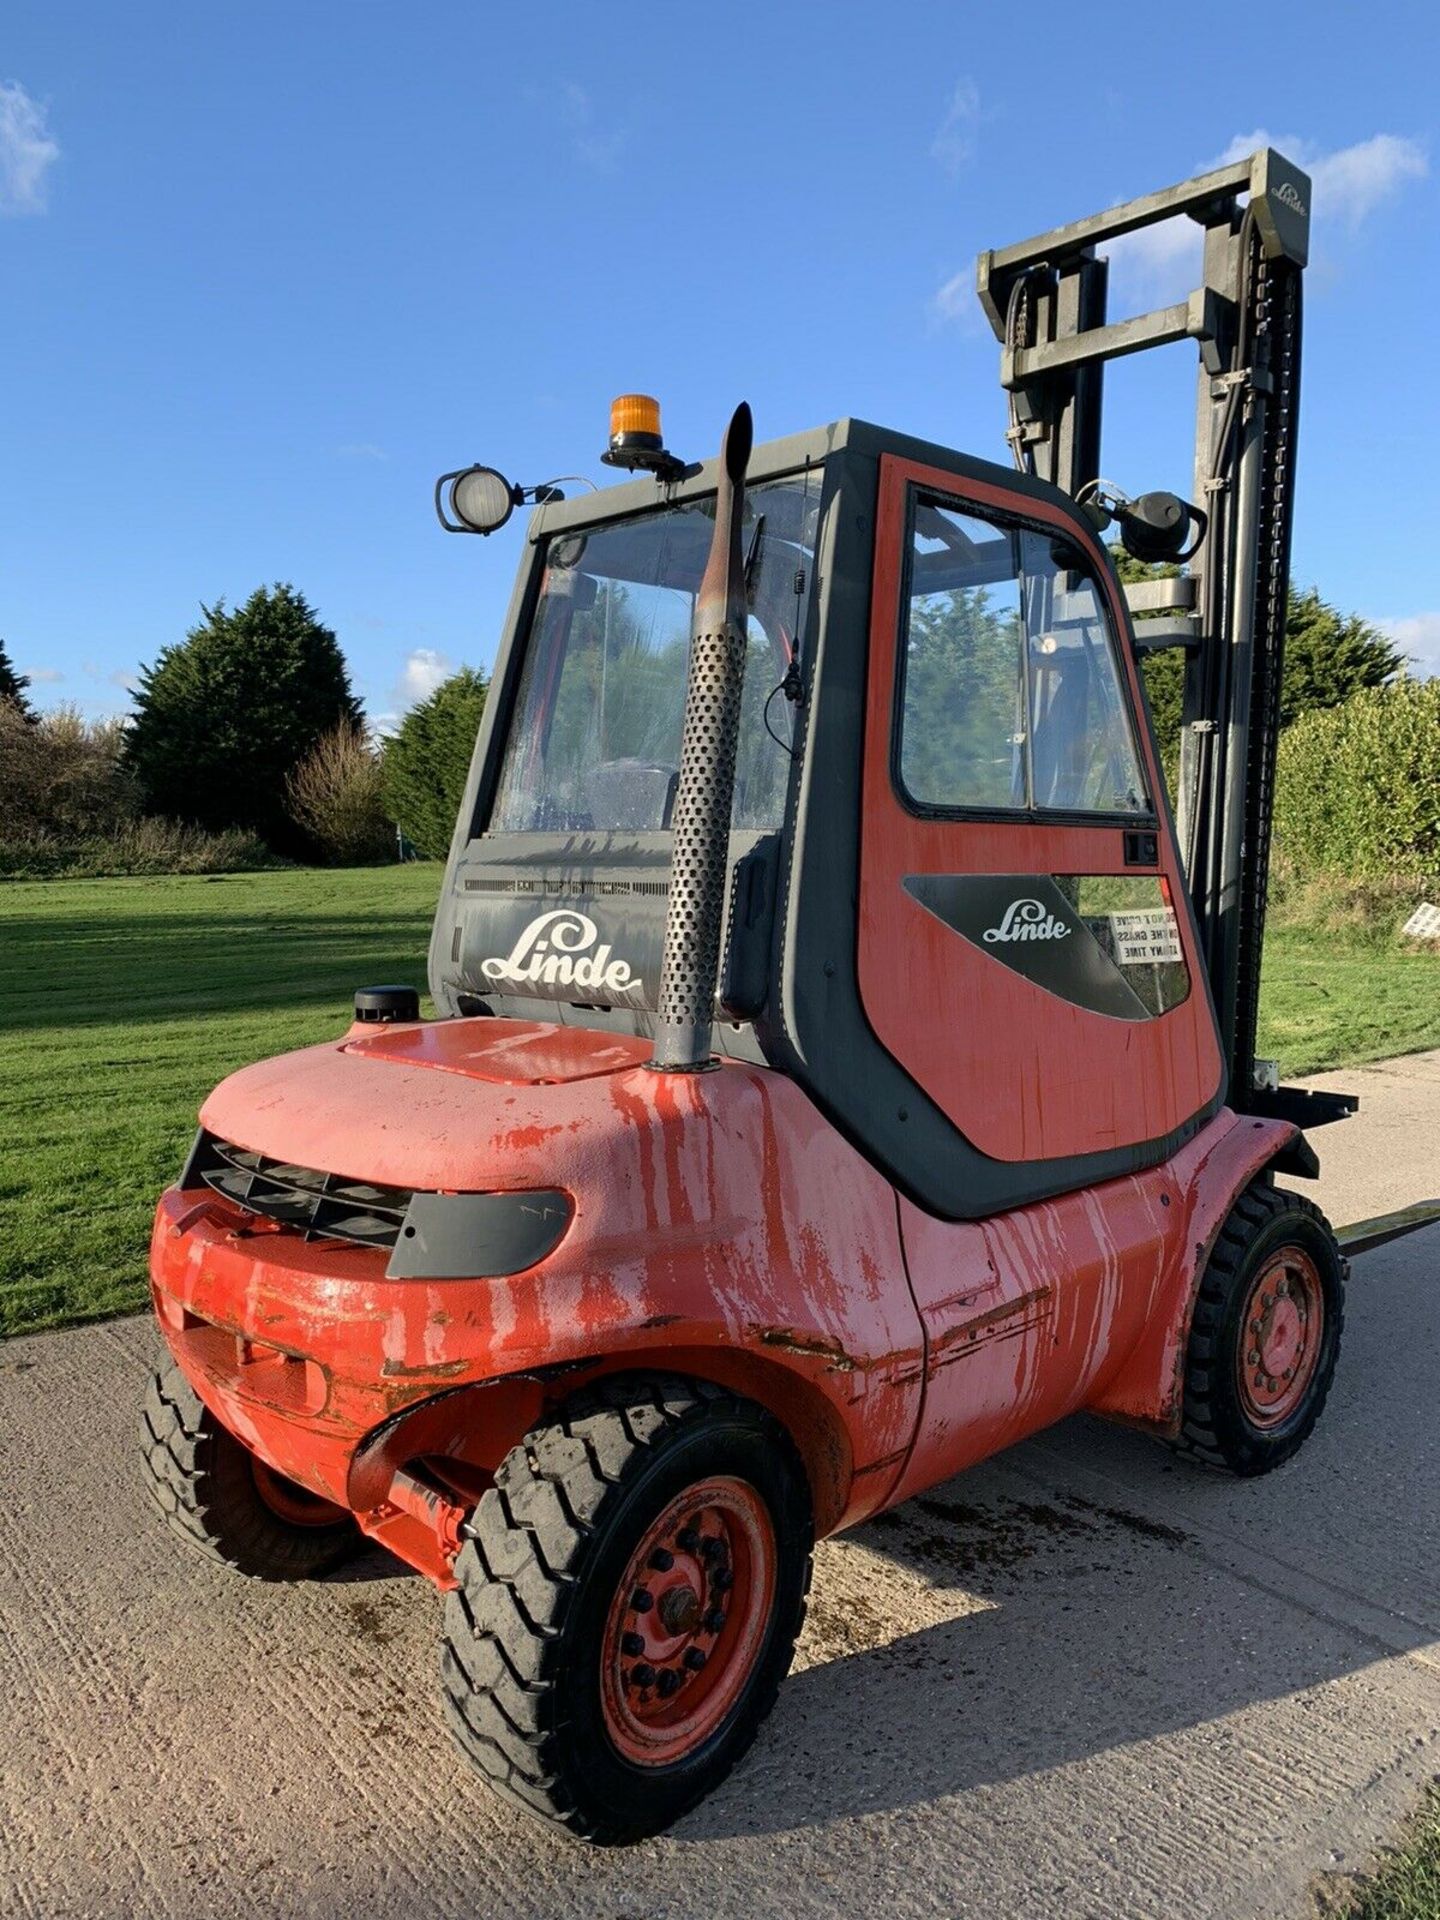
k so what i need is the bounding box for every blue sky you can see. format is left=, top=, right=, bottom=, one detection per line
left=3, top=1, right=1437, bottom=725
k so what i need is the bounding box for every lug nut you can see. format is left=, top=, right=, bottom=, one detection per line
left=704, top=1608, right=727, bottom=1634
left=621, top=1631, right=645, bottom=1656
left=1247, top=1348, right=1260, bottom=1365
left=657, top=1668, right=681, bottom=1698
left=649, top=1547, right=675, bottom=1572
left=683, top=1647, right=707, bottom=1671
left=712, top=1567, right=734, bottom=1592
left=1254, top=1371, right=1267, bottom=1389
left=677, top=1527, right=700, bottom=1553
left=631, top=1662, right=656, bottom=1688
left=700, top=1536, right=725, bottom=1562
left=631, top=1587, right=654, bottom=1613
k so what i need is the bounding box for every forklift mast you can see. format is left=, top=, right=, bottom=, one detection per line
left=977, top=150, right=1349, bottom=1129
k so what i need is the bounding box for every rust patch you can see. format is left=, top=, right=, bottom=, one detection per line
left=379, top=1356, right=470, bottom=1381
left=751, top=1326, right=858, bottom=1373
left=641, top=1312, right=684, bottom=1330
left=928, top=1285, right=1053, bottom=1371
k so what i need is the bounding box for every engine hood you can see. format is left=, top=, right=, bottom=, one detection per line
left=199, top=1017, right=661, bottom=1192
left=342, top=1017, right=654, bottom=1087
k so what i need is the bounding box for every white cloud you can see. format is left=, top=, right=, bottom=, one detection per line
left=0, top=80, right=59, bottom=216
left=1375, top=613, right=1440, bottom=680
left=1104, top=130, right=1428, bottom=299
left=931, top=269, right=969, bottom=322
left=933, top=127, right=1429, bottom=323
left=557, top=82, right=622, bottom=173
left=22, top=664, right=64, bottom=683
left=931, top=79, right=981, bottom=176
left=1208, top=129, right=1427, bottom=229
left=928, top=266, right=986, bottom=335
left=1102, top=216, right=1204, bottom=299
left=395, top=647, right=453, bottom=708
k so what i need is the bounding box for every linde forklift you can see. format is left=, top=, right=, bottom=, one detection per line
left=142, top=150, right=1421, bottom=1842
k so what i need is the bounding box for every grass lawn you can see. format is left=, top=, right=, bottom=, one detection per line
left=2, top=863, right=1438, bottom=1340
left=1257, top=922, right=1440, bottom=1076
left=1333, top=1787, right=1440, bottom=1919
left=0, top=865, right=441, bottom=1337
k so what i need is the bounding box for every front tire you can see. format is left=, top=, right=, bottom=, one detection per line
left=1173, top=1181, right=1345, bottom=1476
left=141, top=1357, right=359, bottom=1579
left=441, top=1375, right=813, bottom=1843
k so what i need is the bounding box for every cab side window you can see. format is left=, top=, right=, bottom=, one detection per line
left=898, top=497, right=1149, bottom=817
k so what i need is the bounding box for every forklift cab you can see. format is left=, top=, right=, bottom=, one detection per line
left=430, top=419, right=1223, bottom=1221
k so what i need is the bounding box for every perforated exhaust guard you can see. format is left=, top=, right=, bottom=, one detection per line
left=649, top=402, right=753, bottom=1072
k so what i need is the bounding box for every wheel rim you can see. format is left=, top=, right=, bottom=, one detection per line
left=1235, top=1245, right=1325, bottom=1429
left=250, top=1457, right=348, bottom=1528
left=600, top=1475, right=776, bottom=1767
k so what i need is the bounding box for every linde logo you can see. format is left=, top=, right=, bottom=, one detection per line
left=982, top=898, right=1071, bottom=945
left=480, top=909, right=643, bottom=995
left=1274, top=180, right=1307, bottom=214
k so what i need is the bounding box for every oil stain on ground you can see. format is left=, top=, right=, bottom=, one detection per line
left=859, top=1489, right=1194, bottom=1586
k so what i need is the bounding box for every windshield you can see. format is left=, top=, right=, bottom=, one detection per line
left=489, top=471, right=823, bottom=834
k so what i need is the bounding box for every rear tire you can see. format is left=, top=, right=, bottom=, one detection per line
left=141, top=1356, right=359, bottom=1579
left=1173, top=1181, right=1344, bottom=1476
left=440, top=1374, right=813, bottom=1843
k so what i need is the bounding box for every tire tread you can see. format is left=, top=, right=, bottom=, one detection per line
left=140, top=1357, right=357, bottom=1580
left=1172, top=1181, right=1344, bottom=1475
left=440, top=1373, right=808, bottom=1842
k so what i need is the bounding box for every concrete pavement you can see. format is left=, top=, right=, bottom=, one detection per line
left=1, top=1054, right=1437, bottom=1920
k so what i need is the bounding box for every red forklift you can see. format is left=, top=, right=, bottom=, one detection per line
left=142, top=151, right=1404, bottom=1841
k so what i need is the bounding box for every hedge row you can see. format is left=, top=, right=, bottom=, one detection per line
left=1274, top=678, right=1440, bottom=888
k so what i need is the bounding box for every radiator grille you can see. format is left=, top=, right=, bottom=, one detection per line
left=196, top=1136, right=411, bottom=1251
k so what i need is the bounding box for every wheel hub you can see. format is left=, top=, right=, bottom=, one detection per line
left=1235, top=1246, right=1324, bottom=1428
left=600, top=1476, right=776, bottom=1767
left=657, top=1584, right=702, bottom=1636
left=249, top=1456, right=349, bottom=1529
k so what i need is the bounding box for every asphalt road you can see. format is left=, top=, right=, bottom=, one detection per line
left=2, top=1052, right=1437, bottom=1920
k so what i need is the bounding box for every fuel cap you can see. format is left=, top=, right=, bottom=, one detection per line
left=353, top=985, right=420, bottom=1024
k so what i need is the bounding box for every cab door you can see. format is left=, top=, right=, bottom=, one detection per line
left=857, top=455, right=1222, bottom=1169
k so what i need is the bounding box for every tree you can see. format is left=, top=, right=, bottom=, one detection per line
left=285, top=722, right=394, bottom=865
left=127, top=585, right=361, bottom=850
left=0, top=703, right=137, bottom=836
left=0, top=638, right=34, bottom=719
left=900, top=585, right=1022, bottom=806
left=1278, top=587, right=1407, bottom=727
left=382, top=668, right=488, bottom=859
left=1112, top=552, right=1407, bottom=783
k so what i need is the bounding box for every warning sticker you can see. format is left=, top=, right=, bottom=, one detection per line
left=1108, top=907, right=1183, bottom=966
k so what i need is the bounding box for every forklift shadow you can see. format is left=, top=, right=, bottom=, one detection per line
left=322, top=1543, right=418, bottom=1586
left=683, top=1359, right=1440, bottom=1841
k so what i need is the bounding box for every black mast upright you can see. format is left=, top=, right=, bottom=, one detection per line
left=977, top=150, right=1337, bottom=1123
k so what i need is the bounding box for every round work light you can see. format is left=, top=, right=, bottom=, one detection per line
left=448, top=466, right=519, bottom=535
